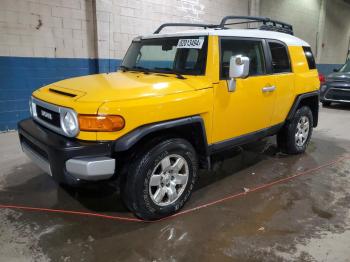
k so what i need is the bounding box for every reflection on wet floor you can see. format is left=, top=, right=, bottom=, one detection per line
left=0, top=138, right=335, bottom=215
left=0, top=129, right=350, bottom=261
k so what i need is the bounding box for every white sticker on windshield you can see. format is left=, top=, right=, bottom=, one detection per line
left=177, top=38, right=204, bottom=49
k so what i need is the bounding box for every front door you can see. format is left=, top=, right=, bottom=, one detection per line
left=212, top=37, right=277, bottom=144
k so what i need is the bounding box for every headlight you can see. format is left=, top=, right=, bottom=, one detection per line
left=61, top=110, right=79, bottom=137
left=320, top=85, right=327, bottom=92
left=29, top=97, right=37, bottom=117
left=29, top=97, right=33, bottom=116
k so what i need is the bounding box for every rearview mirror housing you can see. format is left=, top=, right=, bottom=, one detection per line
left=228, top=55, right=250, bottom=92
left=229, top=55, right=250, bottom=78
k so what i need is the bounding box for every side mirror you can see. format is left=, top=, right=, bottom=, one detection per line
left=228, top=55, right=250, bottom=92
left=333, top=68, right=339, bottom=72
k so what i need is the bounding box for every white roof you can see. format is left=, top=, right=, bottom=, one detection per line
left=142, top=28, right=309, bottom=47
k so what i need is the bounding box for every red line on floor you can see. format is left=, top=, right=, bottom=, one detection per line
left=0, top=204, right=143, bottom=222
left=0, top=155, right=348, bottom=223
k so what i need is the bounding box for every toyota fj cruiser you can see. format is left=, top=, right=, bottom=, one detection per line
left=18, top=16, right=320, bottom=220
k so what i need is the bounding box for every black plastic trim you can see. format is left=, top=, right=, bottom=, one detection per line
left=113, top=116, right=209, bottom=154
left=18, top=119, right=113, bottom=185
left=208, top=123, right=284, bottom=154
left=287, top=91, right=320, bottom=127
left=262, top=39, right=273, bottom=74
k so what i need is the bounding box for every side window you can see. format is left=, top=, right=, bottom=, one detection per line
left=268, top=42, right=291, bottom=73
left=303, top=46, right=316, bottom=69
left=220, top=39, right=266, bottom=79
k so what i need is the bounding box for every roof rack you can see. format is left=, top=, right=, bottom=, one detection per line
left=154, top=23, right=217, bottom=34
left=219, top=16, right=294, bottom=35
left=154, top=16, right=294, bottom=35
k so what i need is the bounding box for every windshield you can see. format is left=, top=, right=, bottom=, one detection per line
left=121, top=36, right=208, bottom=75
left=339, top=59, right=350, bottom=73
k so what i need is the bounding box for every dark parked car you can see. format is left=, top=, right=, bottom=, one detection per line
left=320, top=59, right=350, bottom=106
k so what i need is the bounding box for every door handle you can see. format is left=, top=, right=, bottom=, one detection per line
left=262, top=86, right=276, bottom=93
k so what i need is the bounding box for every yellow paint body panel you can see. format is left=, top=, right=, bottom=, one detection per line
left=97, top=89, right=213, bottom=141
left=213, top=74, right=277, bottom=143
left=32, top=36, right=319, bottom=144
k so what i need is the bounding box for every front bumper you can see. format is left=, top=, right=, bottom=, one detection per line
left=18, top=118, right=115, bottom=186
left=320, top=82, right=350, bottom=103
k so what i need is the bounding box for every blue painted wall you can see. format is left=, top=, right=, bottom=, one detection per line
left=0, top=56, right=344, bottom=132
left=0, top=56, right=121, bottom=131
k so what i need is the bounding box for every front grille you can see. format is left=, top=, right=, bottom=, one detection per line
left=325, top=88, right=350, bottom=102
left=36, top=104, right=61, bottom=127
left=31, top=97, right=78, bottom=137
left=20, top=135, right=48, bottom=160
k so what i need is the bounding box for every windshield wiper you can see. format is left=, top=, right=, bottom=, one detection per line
left=154, top=67, right=186, bottom=79
left=132, top=66, right=150, bottom=74
left=120, top=65, right=151, bottom=74
left=119, top=65, right=130, bottom=71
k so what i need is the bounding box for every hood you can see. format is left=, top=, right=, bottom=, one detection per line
left=327, top=72, right=350, bottom=82
left=37, top=71, right=212, bottom=103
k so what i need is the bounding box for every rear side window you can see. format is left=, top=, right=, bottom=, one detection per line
left=303, top=46, right=316, bottom=69
left=268, top=42, right=291, bottom=73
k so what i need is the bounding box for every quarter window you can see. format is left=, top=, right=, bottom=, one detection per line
left=303, top=46, right=316, bottom=70
left=268, top=42, right=291, bottom=73
left=220, top=39, right=266, bottom=79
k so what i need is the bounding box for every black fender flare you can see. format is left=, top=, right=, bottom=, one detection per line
left=113, top=116, right=209, bottom=155
left=286, top=91, right=320, bottom=127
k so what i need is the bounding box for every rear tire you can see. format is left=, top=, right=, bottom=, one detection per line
left=122, top=138, right=198, bottom=220
left=277, top=106, right=313, bottom=154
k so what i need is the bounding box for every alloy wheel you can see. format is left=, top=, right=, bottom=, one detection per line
left=295, top=116, right=310, bottom=147
left=149, top=154, right=189, bottom=206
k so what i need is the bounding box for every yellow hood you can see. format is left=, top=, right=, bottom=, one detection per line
left=37, top=71, right=212, bottom=103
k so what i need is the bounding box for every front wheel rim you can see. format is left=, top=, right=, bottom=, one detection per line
left=149, top=154, right=189, bottom=207
left=295, top=116, right=310, bottom=147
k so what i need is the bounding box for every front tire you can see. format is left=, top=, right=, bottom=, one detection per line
left=277, top=106, right=313, bottom=154
left=122, top=138, right=198, bottom=220
left=322, top=101, right=331, bottom=107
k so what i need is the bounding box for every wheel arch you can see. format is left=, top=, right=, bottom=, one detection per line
left=287, top=91, right=319, bottom=127
left=113, top=116, right=210, bottom=168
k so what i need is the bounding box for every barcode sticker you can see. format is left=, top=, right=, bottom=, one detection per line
left=177, top=39, right=204, bottom=49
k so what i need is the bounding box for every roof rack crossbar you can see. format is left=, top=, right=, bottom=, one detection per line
left=219, top=16, right=294, bottom=35
left=224, top=21, right=263, bottom=26
left=219, top=16, right=270, bottom=26
left=153, top=16, right=294, bottom=36
left=154, top=23, right=217, bottom=34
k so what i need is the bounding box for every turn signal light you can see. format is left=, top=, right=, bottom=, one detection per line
left=78, top=115, right=125, bottom=132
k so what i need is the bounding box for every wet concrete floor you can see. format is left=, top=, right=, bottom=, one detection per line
left=0, top=104, right=350, bottom=261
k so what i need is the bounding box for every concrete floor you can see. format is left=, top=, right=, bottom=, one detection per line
left=0, top=104, right=350, bottom=262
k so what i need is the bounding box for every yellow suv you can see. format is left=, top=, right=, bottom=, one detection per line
left=18, top=16, right=320, bottom=220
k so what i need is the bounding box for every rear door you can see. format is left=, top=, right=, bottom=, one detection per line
left=267, top=40, right=295, bottom=125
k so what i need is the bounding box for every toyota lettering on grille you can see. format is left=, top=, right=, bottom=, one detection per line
left=40, top=110, right=53, bottom=120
